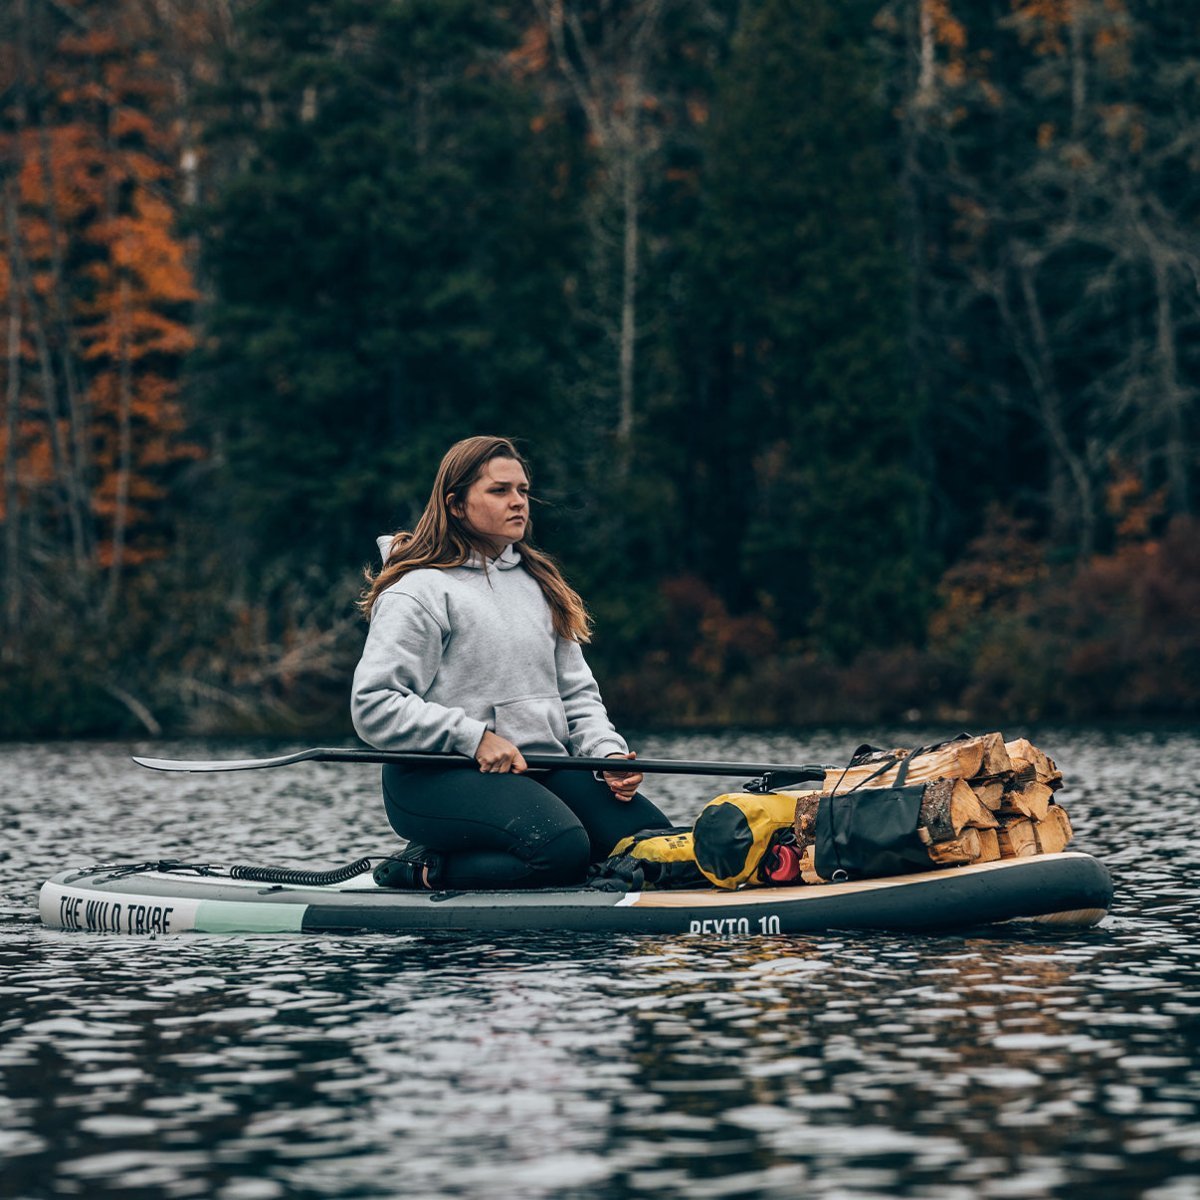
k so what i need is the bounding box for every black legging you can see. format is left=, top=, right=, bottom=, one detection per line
left=382, top=764, right=673, bottom=889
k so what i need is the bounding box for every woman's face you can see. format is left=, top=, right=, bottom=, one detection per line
left=452, top=457, right=529, bottom=554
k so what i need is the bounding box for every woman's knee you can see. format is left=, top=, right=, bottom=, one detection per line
left=524, top=823, right=591, bottom=886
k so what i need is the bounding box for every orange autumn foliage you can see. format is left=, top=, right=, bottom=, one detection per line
left=0, top=15, right=199, bottom=571
left=1010, top=0, right=1132, bottom=64
left=926, top=475, right=1200, bottom=720
left=927, top=0, right=968, bottom=53
left=1105, top=459, right=1166, bottom=544
left=929, top=507, right=1049, bottom=644
left=1010, top=0, right=1073, bottom=55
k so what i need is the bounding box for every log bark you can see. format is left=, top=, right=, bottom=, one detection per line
left=792, top=793, right=822, bottom=861
left=918, top=778, right=998, bottom=842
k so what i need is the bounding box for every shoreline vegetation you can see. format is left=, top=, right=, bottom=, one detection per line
left=2, top=2, right=1198, bottom=738
left=4, top=507, right=1196, bottom=740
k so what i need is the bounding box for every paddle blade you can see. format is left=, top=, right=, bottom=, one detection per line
left=132, top=750, right=316, bottom=773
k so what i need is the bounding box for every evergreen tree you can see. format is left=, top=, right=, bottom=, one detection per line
left=195, top=0, right=584, bottom=580
left=680, top=0, right=930, bottom=658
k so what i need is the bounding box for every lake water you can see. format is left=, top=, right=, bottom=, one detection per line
left=2, top=727, right=1199, bottom=1199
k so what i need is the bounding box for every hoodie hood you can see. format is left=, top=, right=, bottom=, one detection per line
left=374, top=535, right=522, bottom=571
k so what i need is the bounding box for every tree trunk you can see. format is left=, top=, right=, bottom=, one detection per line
left=106, top=274, right=134, bottom=613
left=1068, top=2, right=1086, bottom=143
left=1013, top=255, right=1096, bottom=555
left=617, top=126, right=639, bottom=449
left=901, top=0, right=935, bottom=544
left=4, top=0, right=30, bottom=628
left=1150, top=251, right=1190, bottom=513
left=5, top=191, right=88, bottom=568
left=539, top=0, right=662, bottom=457
left=37, top=119, right=92, bottom=557
left=102, top=84, right=129, bottom=614
left=4, top=201, right=21, bottom=631
left=916, top=0, right=935, bottom=108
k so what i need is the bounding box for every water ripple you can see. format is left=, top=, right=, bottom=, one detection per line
left=2, top=730, right=1200, bottom=1197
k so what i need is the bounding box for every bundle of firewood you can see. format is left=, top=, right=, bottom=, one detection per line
left=791, top=734, right=1073, bottom=884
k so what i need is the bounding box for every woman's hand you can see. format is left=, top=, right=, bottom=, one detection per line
left=475, top=730, right=528, bottom=774
left=602, top=751, right=643, bottom=802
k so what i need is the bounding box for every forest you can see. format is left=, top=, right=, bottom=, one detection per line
left=0, top=0, right=1197, bottom=738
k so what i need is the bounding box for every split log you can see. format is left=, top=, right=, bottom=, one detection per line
left=1034, top=805, right=1073, bottom=854
left=925, top=827, right=1001, bottom=866
left=999, top=781, right=1053, bottom=822
left=918, top=778, right=999, bottom=843
left=975, top=828, right=1002, bottom=862
left=927, top=828, right=984, bottom=865
left=971, top=779, right=1006, bottom=811
left=822, top=732, right=1013, bottom=792
left=798, top=844, right=824, bottom=885
left=997, top=818, right=1039, bottom=858
left=1005, top=738, right=1063, bottom=790
left=976, top=733, right=1016, bottom=778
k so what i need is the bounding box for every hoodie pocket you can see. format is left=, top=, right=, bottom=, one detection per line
left=492, top=695, right=570, bottom=753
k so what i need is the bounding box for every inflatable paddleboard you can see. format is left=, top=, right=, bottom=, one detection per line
left=39, top=851, right=1113, bottom=936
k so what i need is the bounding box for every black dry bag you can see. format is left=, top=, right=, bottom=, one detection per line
left=814, top=785, right=931, bottom=882
left=814, top=743, right=939, bottom=882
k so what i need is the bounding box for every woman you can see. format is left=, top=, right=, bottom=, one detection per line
left=352, top=435, right=672, bottom=889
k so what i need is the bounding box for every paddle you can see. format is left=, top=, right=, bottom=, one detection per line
left=131, top=747, right=829, bottom=791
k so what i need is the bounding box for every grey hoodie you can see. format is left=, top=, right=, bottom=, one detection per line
left=351, top=538, right=628, bottom=760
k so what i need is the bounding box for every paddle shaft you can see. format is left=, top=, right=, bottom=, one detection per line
left=132, top=746, right=829, bottom=784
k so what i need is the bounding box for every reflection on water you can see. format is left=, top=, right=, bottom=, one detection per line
left=2, top=728, right=1199, bottom=1199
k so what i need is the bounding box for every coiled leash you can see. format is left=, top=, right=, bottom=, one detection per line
left=227, top=857, right=374, bottom=886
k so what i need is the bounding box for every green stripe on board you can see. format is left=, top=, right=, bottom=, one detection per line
left=194, top=900, right=307, bottom=934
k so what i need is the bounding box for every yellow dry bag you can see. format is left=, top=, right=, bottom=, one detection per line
left=692, top=791, right=799, bottom=889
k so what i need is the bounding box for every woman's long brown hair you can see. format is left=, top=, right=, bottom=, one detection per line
left=358, top=436, right=593, bottom=643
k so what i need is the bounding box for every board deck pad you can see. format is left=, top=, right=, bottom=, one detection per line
left=39, top=852, right=1114, bottom=937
